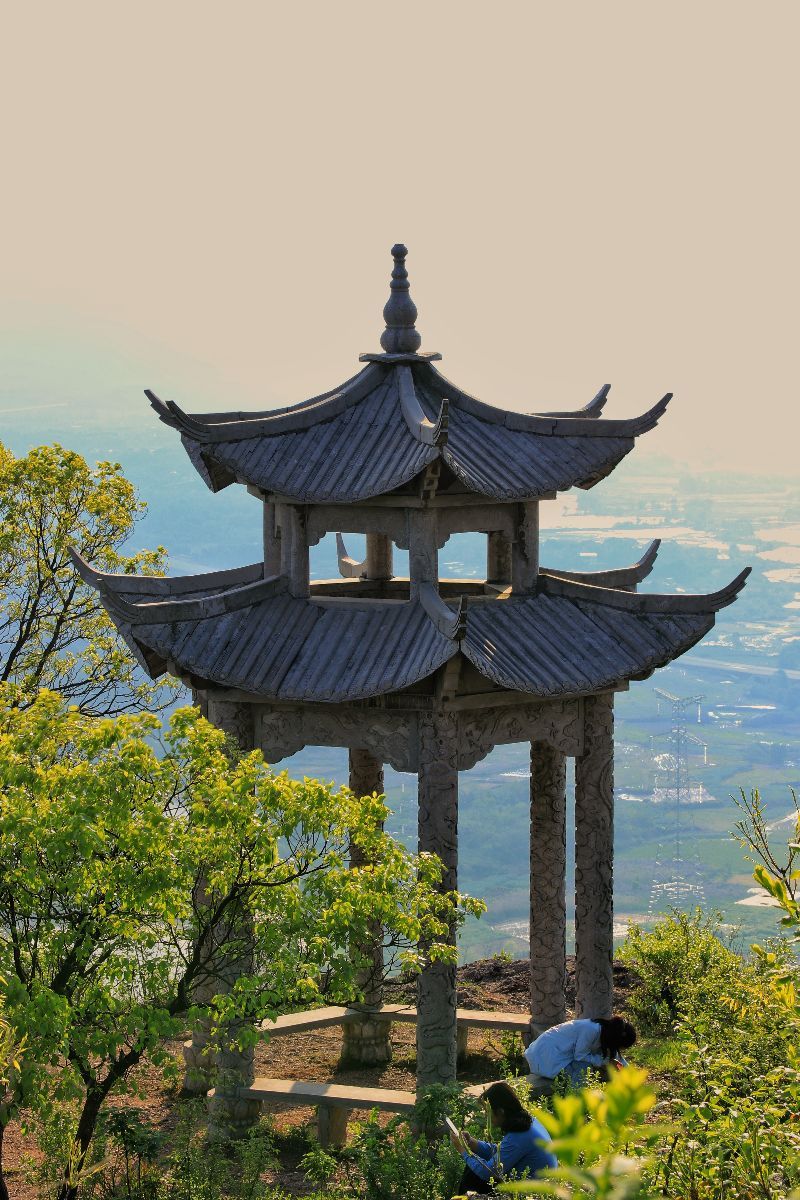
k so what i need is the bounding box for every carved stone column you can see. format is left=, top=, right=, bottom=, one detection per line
left=512, top=501, right=539, bottom=592
left=366, top=532, right=393, bottom=581
left=182, top=873, right=219, bottom=1096
left=416, top=710, right=459, bottom=1090
left=263, top=501, right=282, bottom=575
left=487, top=530, right=512, bottom=585
left=206, top=911, right=262, bottom=1141
left=529, top=740, right=567, bottom=1036
left=189, top=700, right=261, bottom=1137
left=574, top=692, right=615, bottom=1019
left=408, top=509, right=439, bottom=599
left=340, top=748, right=392, bottom=1067
left=279, top=503, right=310, bottom=598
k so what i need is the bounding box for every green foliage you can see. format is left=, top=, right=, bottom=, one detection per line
left=0, top=441, right=177, bottom=715
left=0, top=689, right=481, bottom=1193
left=617, top=909, right=741, bottom=1035
left=0, top=976, right=25, bottom=1123
left=499, top=1067, right=661, bottom=1198
left=345, top=1085, right=481, bottom=1200
left=630, top=788, right=800, bottom=1199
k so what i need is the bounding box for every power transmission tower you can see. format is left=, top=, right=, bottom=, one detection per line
left=647, top=689, right=708, bottom=916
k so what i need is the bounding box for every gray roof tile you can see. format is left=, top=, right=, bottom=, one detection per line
left=149, top=362, right=668, bottom=502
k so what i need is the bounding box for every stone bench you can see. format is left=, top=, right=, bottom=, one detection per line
left=259, top=1003, right=531, bottom=1057
left=234, top=1076, right=417, bottom=1147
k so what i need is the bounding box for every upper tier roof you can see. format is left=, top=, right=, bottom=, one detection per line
left=72, top=549, right=749, bottom=705
left=147, top=245, right=672, bottom=504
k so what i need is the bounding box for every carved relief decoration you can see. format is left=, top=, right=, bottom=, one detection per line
left=457, top=698, right=582, bottom=769
left=255, top=706, right=417, bottom=772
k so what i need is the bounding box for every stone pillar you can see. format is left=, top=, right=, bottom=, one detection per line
left=340, top=747, right=392, bottom=1067
left=279, top=503, right=310, bottom=598
left=263, top=501, right=282, bottom=576
left=408, top=509, right=438, bottom=599
left=416, top=711, right=459, bottom=1090
left=206, top=912, right=262, bottom=1141
left=182, top=884, right=218, bottom=1096
left=574, top=693, right=615, bottom=1019
left=487, top=530, right=512, bottom=585
left=512, top=501, right=539, bottom=593
left=188, top=700, right=261, bottom=1137
left=366, top=532, right=393, bottom=581
left=529, top=741, right=567, bottom=1037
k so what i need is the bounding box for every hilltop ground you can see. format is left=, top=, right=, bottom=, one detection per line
left=5, top=957, right=636, bottom=1197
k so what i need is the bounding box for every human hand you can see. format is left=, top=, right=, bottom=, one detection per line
left=448, top=1125, right=464, bottom=1150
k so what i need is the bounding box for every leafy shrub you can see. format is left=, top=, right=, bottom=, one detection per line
left=345, top=1085, right=482, bottom=1200
left=617, top=909, right=742, bottom=1035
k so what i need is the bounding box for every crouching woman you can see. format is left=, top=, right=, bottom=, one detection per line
left=451, top=1080, right=557, bottom=1195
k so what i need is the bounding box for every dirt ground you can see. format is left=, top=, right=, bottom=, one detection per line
left=4, top=957, right=636, bottom=1197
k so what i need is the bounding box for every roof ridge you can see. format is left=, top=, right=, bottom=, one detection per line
left=397, top=365, right=448, bottom=447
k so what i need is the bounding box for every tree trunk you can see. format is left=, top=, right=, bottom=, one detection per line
left=0, top=1121, right=10, bottom=1200
left=57, top=1089, right=105, bottom=1200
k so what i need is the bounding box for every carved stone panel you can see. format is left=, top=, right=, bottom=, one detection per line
left=457, top=699, right=582, bottom=770
left=254, top=706, right=418, bottom=772
left=256, top=709, right=306, bottom=763
left=574, top=692, right=615, bottom=1020
left=206, top=699, right=255, bottom=752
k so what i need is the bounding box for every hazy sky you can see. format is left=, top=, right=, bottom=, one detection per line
left=2, top=2, right=797, bottom=473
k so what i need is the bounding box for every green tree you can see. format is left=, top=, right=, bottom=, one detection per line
left=0, top=687, right=481, bottom=1200
left=0, top=442, right=175, bottom=714
left=0, top=980, right=26, bottom=1200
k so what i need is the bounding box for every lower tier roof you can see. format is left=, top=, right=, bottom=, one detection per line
left=73, top=552, right=749, bottom=704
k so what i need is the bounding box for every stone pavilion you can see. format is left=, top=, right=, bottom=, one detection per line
left=75, top=244, right=748, bottom=1098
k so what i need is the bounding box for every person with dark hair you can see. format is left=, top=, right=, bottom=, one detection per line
left=524, top=1015, right=637, bottom=1088
left=449, top=1080, right=557, bottom=1195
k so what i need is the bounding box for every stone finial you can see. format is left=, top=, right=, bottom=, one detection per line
left=380, top=244, right=422, bottom=354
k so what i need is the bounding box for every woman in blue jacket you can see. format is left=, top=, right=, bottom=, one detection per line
left=450, top=1080, right=557, bottom=1195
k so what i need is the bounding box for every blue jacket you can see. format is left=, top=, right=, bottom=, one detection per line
left=464, top=1118, right=557, bottom=1183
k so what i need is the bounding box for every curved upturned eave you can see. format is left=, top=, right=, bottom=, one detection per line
left=146, top=363, right=385, bottom=443
left=536, top=383, right=611, bottom=419
left=146, top=354, right=673, bottom=502
left=81, top=546, right=748, bottom=704
left=422, top=363, right=671, bottom=438
left=539, top=540, right=661, bottom=591
left=169, top=370, right=440, bottom=502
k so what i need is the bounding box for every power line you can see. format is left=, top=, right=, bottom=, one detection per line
left=647, top=689, right=709, bottom=916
